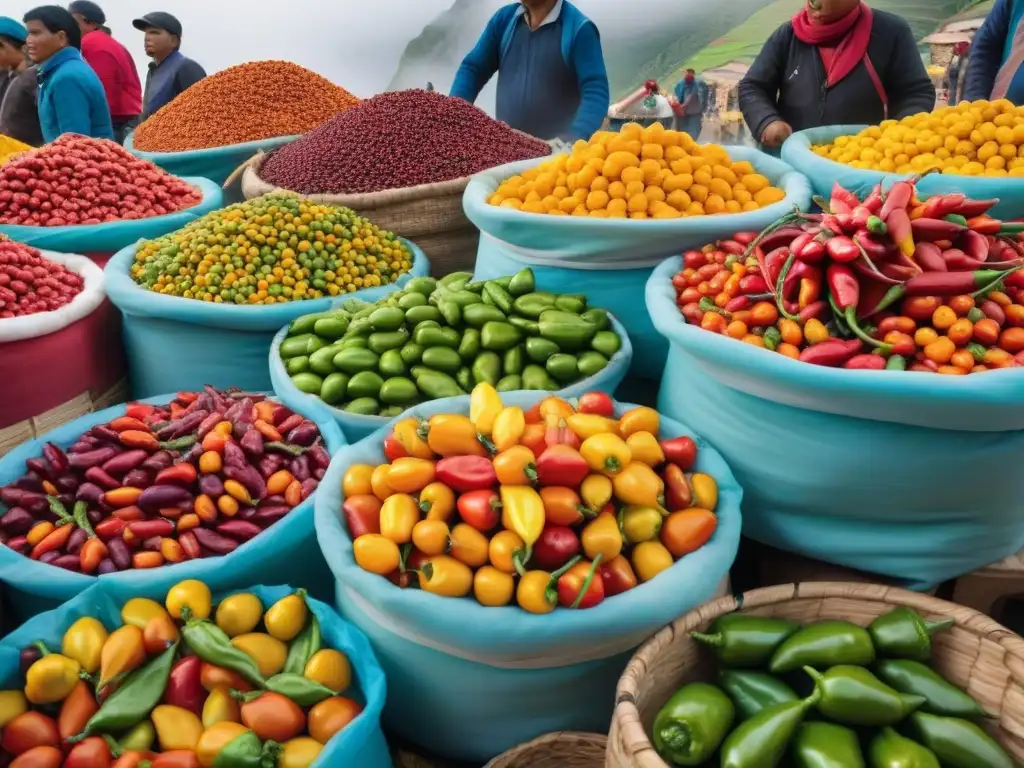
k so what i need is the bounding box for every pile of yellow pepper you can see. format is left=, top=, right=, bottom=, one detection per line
left=344, top=384, right=722, bottom=613
left=0, top=580, right=361, bottom=767
left=0, top=135, right=30, bottom=167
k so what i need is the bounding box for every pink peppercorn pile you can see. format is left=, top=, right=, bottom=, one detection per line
left=260, top=89, right=550, bottom=194
left=0, top=135, right=202, bottom=227
left=0, top=238, right=84, bottom=318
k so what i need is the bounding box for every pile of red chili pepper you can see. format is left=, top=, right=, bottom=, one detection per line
left=673, top=178, right=1024, bottom=372
left=344, top=384, right=721, bottom=613
left=0, top=387, right=327, bottom=574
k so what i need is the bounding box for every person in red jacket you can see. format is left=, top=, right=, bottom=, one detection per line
left=68, top=0, right=141, bottom=143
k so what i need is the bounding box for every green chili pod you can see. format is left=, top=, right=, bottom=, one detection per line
left=508, top=268, right=535, bottom=297
left=283, top=613, right=321, bottom=675
left=182, top=620, right=265, bottom=687
left=910, top=712, right=1015, bottom=768
left=718, top=669, right=798, bottom=720
left=692, top=614, right=800, bottom=668
left=793, top=721, right=865, bottom=768
left=212, top=730, right=281, bottom=768
left=874, top=659, right=988, bottom=718
left=721, top=684, right=821, bottom=768
left=869, top=607, right=954, bottom=661
left=804, top=665, right=925, bottom=727
left=869, top=727, right=940, bottom=768
left=651, top=682, right=734, bottom=766
left=770, top=620, right=875, bottom=674
left=264, top=674, right=335, bottom=707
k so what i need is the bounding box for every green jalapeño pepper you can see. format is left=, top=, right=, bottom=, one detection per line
left=182, top=619, right=265, bottom=687
left=804, top=666, right=925, bottom=727
left=264, top=674, right=335, bottom=707
left=651, top=682, right=735, bottom=766
left=718, top=670, right=798, bottom=720
left=770, top=620, right=875, bottom=674
left=793, top=721, right=865, bottom=768
left=692, top=614, right=800, bottom=668
left=508, top=268, right=535, bottom=296
left=910, top=712, right=1015, bottom=768
left=512, top=291, right=556, bottom=318
left=283, top=613, right=321, bottom=675
left=874, top=659, right=988, bottom=718
left=869, top=727, right=940, bottom=768
left=868, top=608, right=954, bottom=661
left=721, top=684, right=821, bottom=768
left=213, top=730, right=280, bottom=768
left=538, top=310, right=597, bottom=350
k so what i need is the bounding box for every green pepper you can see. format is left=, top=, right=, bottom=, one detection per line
left=770, top=620, right=875, bottom=674
left=415, top=326, right=460, bottom=349
left=264, top=674, right=335, bottom=707
left=526, top=337, right=561, bottom=363
left=804, top=665, right=925, bottom=726
left=436, top=299, right=461, bottom=326
left=910, top=712, right=1014, bottom=768
left=691, top=614, right=800, bottom=668
left=380, top=378, right=419, bottom=406
left=68, top=643, right=179, bottom=742
left=312, top=316, right=350, bottom=340
left=283, top=613, right=321, bottom=675
left=456, top=367, right=473, bottom=392
left=472, top=352, right=502, bottom=386
left=332, top=347, right=380, bottom=374
left=508, top=316, right=540, bottom=335
left=508, top=268, right=535, bottom=296
left=444, top=290, right=485, bottom=308
left=342, top=336, right=368, bottom=349
left=538, top=311, right=597, bottom=350
left=874, top=659, right=987, bottom=718
left=496, top=375, right=522, bottom=392
left=415, top=370, right=465, bottom=399
left=406, top=276, right=438, bottom=296
left=320, top=373, right=350, bottom=405
left=400, top=342, right=424, bottom=366
left=379, top=349, right=407, bottom=378
left=458, top=328, right=481, bottom=362
left=592, top=330, right=623, bottom=358
left=721, top=685, right=820, bottom=768
left=504, top=345, right=524, bottom=376
left=368, top=330, right=410, bottom=355
left=546, top=354, right=579, bottom=383
left=284, top=356, right=310, bottom=376
left=481, top=321, right=523, bottom=351
left=345, top=398, right=380, bottom=415
left=513, top=292, right=557, bottom=318
left=118, top=720, right=156, bottom=753
left=347, top=371, right=384, bottom=400
left=718, top=670, right=798, bottom=720
left=405, top=305, right=442, bottom=326
left=439, top=271, right=473, bottom=289
left=554, top=294, right=587, bottom=313
left=577, top=351, right=609, bottom=378
left=869, top=727, right=940, bottom=768
left=793, top=722, right=865, bottom=768
left=464, top=303, right=508, bottom=328
left=182, top=620, right=264, bottom=686
left=398, top=291, right=427, bottom=309
left=380, top=405, right=404, bottom=418
left=308, top=345, right=341, bottom=376
left=290, top=372, right=324, bottom=395
left=279, top=334, right=324, bottom=359
left=869, top=608, right=954, bottom=662
left=484, top=282, right=514, bottom=313
left=213, top=730, right=280, bottom=768
left=347, top=317, right=372, bottom=336
left=522, top=364, right=559, bottom=390
left=422, top=346, right=463, bottom=374
left=651, top=682, right=735, bottom=766
left=288, top=311, right=334, bottom=336
left=580, top=308, right=610, bottom=330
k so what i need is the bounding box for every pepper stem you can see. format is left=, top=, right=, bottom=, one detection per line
left=102, top=734, right=124, bottom=758
left=845, top=307, right=891, bottom=350
left=773, top=254, right=801, bottom=321
left=32, top=641, right=51, bottom=657
left=570, top=553, right=603, bottom=609
left=550, top=555, right=581, bottom=581
left=688, top=631, right=722, bottom=647
left=925, top=618, right=955, bottom=635
left=657, top=723, right=692, bottom=755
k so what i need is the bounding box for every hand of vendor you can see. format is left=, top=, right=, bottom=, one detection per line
left=761, top=120, right=793, bottom=148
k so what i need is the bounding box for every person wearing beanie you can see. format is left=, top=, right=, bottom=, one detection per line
left=0, top=17, right=43, bottom=146
left=23, top=5, right=112, bottom=142
left=69, top=1, right=142, bottom=143
left=133, top=12, right=205, bottom=120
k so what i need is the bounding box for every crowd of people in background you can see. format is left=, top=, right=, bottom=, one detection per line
left=0, top=3, right=205, bottom=148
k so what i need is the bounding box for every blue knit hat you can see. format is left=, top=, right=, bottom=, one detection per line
left=0, top=17, right=28, bottom=45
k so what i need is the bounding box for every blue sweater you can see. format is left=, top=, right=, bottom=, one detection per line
left=36, top=47, right=114, bottom=143
left=449, top=1, right=609, bottom=141
left=963, top=0, right=1024, bottom=103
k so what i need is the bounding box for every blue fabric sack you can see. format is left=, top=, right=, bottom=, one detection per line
left=269, top=313, right=633, bottom=444
left=125, top=134, right=299, bottom=186
left=647, top=255, right=1024, bottom=590
left=0, top=178, right=223, bottom=255
left=104, top=241, right=430, bottom=398
left=465, top=147, right=812, bottom=380
left=314, top=392, right=741, bottom=763
left=0, top=392, right=345, bottom=621
left=783, top=126, right=1024, bottom=220
left=0, top=583, right=390, bottom=768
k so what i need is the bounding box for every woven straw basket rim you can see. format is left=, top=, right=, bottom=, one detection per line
left=485, top=731, right=608, bottom=768
left=608, top=581, right=1024, bottom=768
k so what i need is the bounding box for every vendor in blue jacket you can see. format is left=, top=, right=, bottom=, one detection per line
left=23, top=5, right=112, bottom=143
left=449, top=0, right=610, bottom=142
left=962, top=0, right=1024, bottom=104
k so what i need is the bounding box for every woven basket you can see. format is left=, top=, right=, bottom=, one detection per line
left=485, top=731, right=607, bottom=768
left=607, top=582, right=1024, bottom=767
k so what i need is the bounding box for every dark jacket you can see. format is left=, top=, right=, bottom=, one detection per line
left=962, top=0, right=1024, bottom=103
left=141, top=51, right=206, bottom=119
left=739, top=9, right=935, bottom=141
left=0, top=66, right=43, bottom=146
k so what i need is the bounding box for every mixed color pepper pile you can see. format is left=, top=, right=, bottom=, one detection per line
left=344, top=384, right=720, bottom=612
left=280, top=268, right=624, bottom=417
left=0, top=387, right=326, bottom=573
left=673, top=178, right=1024, bottom=371
left=0, top=580, right=362, bottom=767
left=653, top=607, right=1012, bottom=767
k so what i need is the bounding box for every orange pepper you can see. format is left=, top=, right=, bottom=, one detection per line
left=342, top=465, right=375, bottom=496
left=223, top=480, right=251, bottom=504
left=213, top=421, right=233, bottom=437
left=78, top=538, right=108, bottom=574
left=103, top=487, right=143, bottom=508
left=391, top=419, right=434, bottom=460
left=133, top=552, right=165, bottom=569
left=31, top=524, right=73, bottom=559
left=370, top=464, right=393, bottom=501
left=253, top=419, right=282, bottom=442
left=424, top=414, right=486, bottom=457
left=661, top=508, right=718, bottom=557
left=217, top=496, right=239, bottom=518
left=492, top=445, right=538, bottom=486
left=387, top=458, right=437, bottom=494
left=201, top=432, right=228, bottom=454
left=539, top=486, right=585, bottom=526
left=419, top=482, right=455, bottom=522
left=267, top=470, right=296, bottom=497
left=98, top=625, right=146, bottom=690
left=198, top=451, right=222, bottom=474
left=254, top=401, right=275, bottom=424
left=618, top=406, right=660, bottom=438
left=284, top=480, right=303, bottom=507
left=538, top=396, right=575, bottom=421
left=624, top=431, right=664, bottom=467
left=177, top=514, right=201, bottom=532
left=520, top=423, right=547, bottom=457
left=379, top=494, right=420, bottom=544
left=200, top=664, right=252, bottom=693
left=194, top=495, right=218, bottom=523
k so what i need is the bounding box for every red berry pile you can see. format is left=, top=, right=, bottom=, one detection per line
left=0, top=238, right=83, bottom=318
left=0, top=135, right=202, bottom=227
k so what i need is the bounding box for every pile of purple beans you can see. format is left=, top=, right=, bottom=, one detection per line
left=259, top=89, right=551, bottom=194
left=0, top=386, right=329, bottom=574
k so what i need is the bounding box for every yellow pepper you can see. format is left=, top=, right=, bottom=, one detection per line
left=202, top=685, right=241, bottom=729
left=0, top=690, right=27, bottom=727
left=500, top=486, right=546, bottom=558
left=632, top=540, right=675, bottom=582
left=612, top=462, right=665, bottom=509
left=231, top=633, right=288, bottom=678
left=152, top=704, right=204, bottom=751
left=580, top=474, right=613, bottom=513
left=304, top=649, right=352, bottom=693
left=120, top=720, right=155, bottom=752
left=488, top=530, right=525, bottom=574
left=516, top=571, right=558, bottom=615
left=99, top=624, right=146, bottom=690
left=392, top=418, right=434, bottom=460
left=581, top=512, right=623, bottom=562
left=419, top=481, right=455, bottom=522
left=61, top=616, right=108, bottom=675
left=264, top=590, right=309, bottom=643
left=279, top=737, right=325, bottom=768
left=214, top=593, right=264, bottom=638
left=25, top=653, right=81, bottom=704
left=625, top=431, right=665, bottom=467
left=619, top=506, right=663, bottom=544
left=580, top=433, right=632, bottom=476
left=417, top=555, right=474, bottom=597
left=166, top=579, right=212, bottom=621
left=539, top=396, right=575, bottom=421
left=387, top=457, right=437, bottom=494
left=619, top=406, right=660, bottom=437
left=425, top=414, right=487, bottom=457
left=491, top=406, right=526, bottom=453
left=379, top=493, right=421, bottom=544
left=690, top=473, right=719, bottom=512
left=197, top=722, right=251, bottom=766
left=566, top=413, right=619, bottom=440
left=469, top=383, right=503, bottom=436
left=473, top=566, right=516, bottom=607
left=121, top=597, right=170, bottom=630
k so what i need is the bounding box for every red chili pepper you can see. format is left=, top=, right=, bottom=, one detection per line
left=536, top=445, right=590, bottom=488
left=343, top=496, right=382, bottom=538
left=827, top=264, right=859, bottom=311
left=886, top=208, right=916, bottom=259
left=664, top=463, right=692, bottom=510
left=719, top=239, right=746, bottom=255
left=155, top=463, right=197, bottom=487
left=863, top=183, right=884, bottom=214
left=943, top=249, right=985, bottom=271
left=825, top=236, right=860, bottom=263
left=739, top=274, right=768, bottom=294
left=383, top=435, right=408, bottom=462
left=533, top=525, right=582, bottom=571
left=850, top=206, right=873, bottom=230
left=169, top=402, right=186, bottom=420
left=782, top=259, right=815, bottom=300
left=127, top=519, right=175, bottom=538
left=921, top=193, right=965, bottom=220
left=660, top=437, right=697, bottom=471
left=600, top=557, right=639, bottom=597
left=119, top=430, right=159, bottom=451
left=435, top=456, right=497, bottom=493
left=757, top=227, right=804, bottom=252
left=733, top=232, right=758, bottom=246
left=764, top=247, right=789, bottom=284
left=577, top=392, right=614, bottom=418
left=949, top=198, right=997, bottom=219
left=911, top=218, right=966, bottom=243
left=880, top=180, right=913, bottom=220
left=844, top=354, right=887, bottom=370
left=108, top=416, right=150, bottom=433
left=798, top=339, right=863, bottom=366
left=163, top=657, right=205, bottom=715
left=967, top=216, right=1002, bottom=236
left=725, top=296, right=751, bottom=312
left=853, top=230, right=890, bottom=262
left=94, top=518, right=126, bottom=540
left=799, top=300, right=830, bottom=322
left=881, top=263, right=919, bottom=281
left=124, top=403, right=155, bottom=422
left=830, top=182, right=859, bottom=212
left=557, top=557, right=605, bottom=609
left=176, top=392, right=199, bottom=405
left=277, top=413, right=304, bottom=435
left=903, top=268, right=1015, bottom=296
left=913, top=242, right=947, bottom=272
left=544, top=417, right=580, bottom=449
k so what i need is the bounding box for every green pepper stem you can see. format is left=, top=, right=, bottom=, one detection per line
left=657, top=723, right=692, bottom=757
left=925, top=618, right=955, bottom=635
left=773, top=254, right=801, bottom=321
left=802, top=667, right=824, bottom=708
left=549, top=555, right=581, bottom=582
left=570, top=553, right=604, bottom=609
left=689, top=631, right=722, bottom=647
left=103, top=734, right=124, bottom=758
left=33, top=640, right=51, bottom=657
left=845, top=307, right=891, bottom=350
